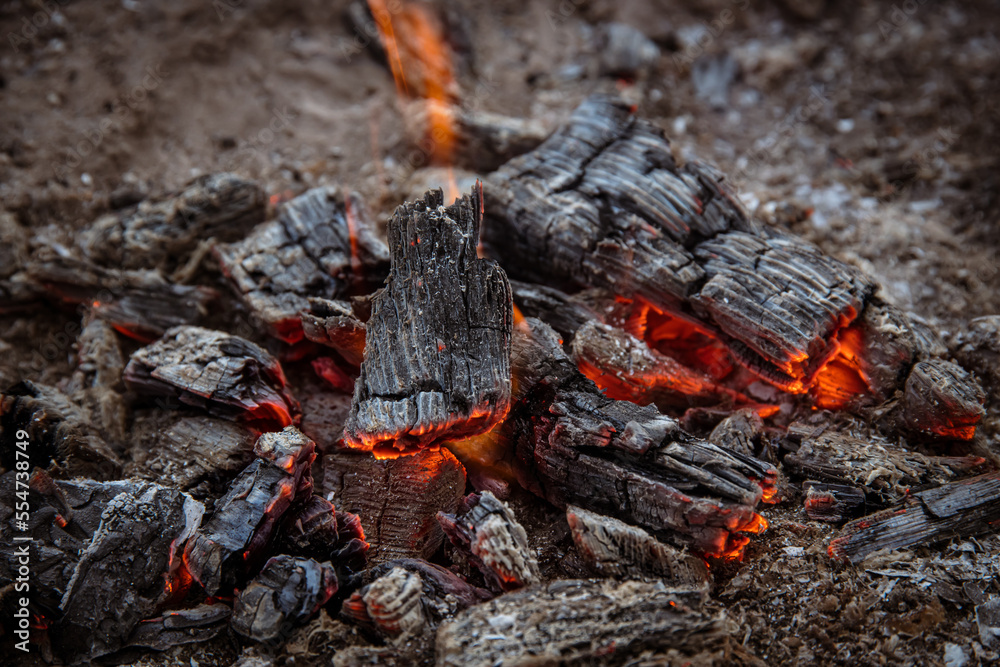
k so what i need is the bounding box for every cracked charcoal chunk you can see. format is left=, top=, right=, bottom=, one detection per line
left=829, top=472, right=1000, bottom=564
left=279, top=496, right=370, bottom=582
left=566, top=505, right=710, bottom=589
left=184, top=427, right=316, bottom=595
left=301, top=297, right=367, bottom=366
left=900, top=359, right=985, bottom=440
left=708, top=409, right=764, bottom=458
left=232, top=556, right=338, bottom=643
left=437, top=491, right=540, bottom=592
left=341, top=558, right=491, bottom=639
left=123, top=326, right=300, bottom=427
left=57, top=483, right=204, bottom=659
left=215, top=186, right=389, bottom=342
left=483, top=95, right=877, bottom=392
left=506, top=319, right=776, bottom=558
left=343, top=186, right=512, bottom=456
left=321, top=447, right=465, bottom=563
left=126, top=603, right=232, bottom=650
left=81, top=172, right=266, bottom=271
left=435, top=579, right=727, bottom=667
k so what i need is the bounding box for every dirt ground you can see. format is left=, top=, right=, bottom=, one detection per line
left=2, top=0, right=1000, bottom=665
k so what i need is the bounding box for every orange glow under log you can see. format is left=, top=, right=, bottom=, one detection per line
left=811, top=324, right=870, bottom=410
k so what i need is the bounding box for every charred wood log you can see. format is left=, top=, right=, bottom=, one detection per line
left=81, top=173, right=266, bottom=271
left=566, top=505, right=710, bottom=589
left=321, top=447, right=466, bottom=563
left=301, top=297, right=367, bottom=367
left=126, top=603, right=232, bottom=651
left=57, top=484, right=204, bottom=659
left=437, top=491, right=541, bottom=592
left=0, top=381, right=122, bottom=479
left=123, top=326, right=300, bottom=428
left=184, top=427, right=316, bottom=595
left=829, top=472, right=1000, bottom=563
left=231, top=556, right=338, bottom=643
left=783, top=422, right=986, bottom=504
left=802, top=481, right=866, bottom=523
left=341, top=558, right=491, bottom=640
left=344, top=186, right=512, bottom=456
left=506, top=318, right=776, bottom=558
left=435, top=579, right=727, bottom=667
left=215, top=186, right=389, bottom=343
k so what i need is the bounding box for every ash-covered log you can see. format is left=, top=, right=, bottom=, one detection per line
left=57, top=483, right=204, bottom=659
left=341, top=558, right=491, bottom=640
left=231, top=556, right=338, bottom=643
left=437, top=491, right=540, bottom=592
left=322, top=447, right=465, bottom=563
left=184, top=427, right=316, bottom=595
left=343, top=186, right=512, bottom=457
left=435, top=579, right=727, bottom=667
left=123, top=326, right=300, bottom=427
left=215, top=186, right=389, bottom=343
left=81, top=173, right=266, bottom=271
left=126, top=603, right=232, bottom=651
left=483, top=95, right=876, bottom=394
left=566, top=505, right=710, bottom=588
left=506, top=318, right=776, bottom=559
left=829, top=472, right=1000, bottom=563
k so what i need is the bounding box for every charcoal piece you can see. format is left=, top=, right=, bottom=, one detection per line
left=437, top=491, right=540, bottom=592
left=344, top=186, right=512, bottom=456
left=301, top=297, right=367, bottom=366
left=855, top=300, right=919, bottom=401
left=507, top=319, right=776, bottom=558
left=953, top=316, right=1000, bottom=402
left=57, top=484, right=204, bottom=658
left=280, top=496, right=370, bottom=576
left=232, top=556, right=338, bottom=643
left=435, top=579, right=727, bottom=667
left=900, top=359, right=985, bottom=440
left=802, top=481, right=866, bottom=523
left=123, top=326, right=300, bottom=427
left=299, top=391, right=354, bottom=450
left=0, top=381, right=121, bottom=479
left=125, top=416, right=259, bottom=495
left=829, top=472, right=1000, bottom=563
left=483, top=96, right=877, bottom=392
left=184, top=427, right=316, bottom=595
left=61, top=315, right=128, bottom=446
left=26, top=256, right=217, bottom=340
left=341, top=558, right=491, bottom=639
left=571, top=319, right=741, bottom=409
left=81, top=172, right=266, bottom=270
left=783, top=422, right=985, bottom=504
left=566, top=505, right=710, bottom=588
left=509, top=280, right=600, bottom=340
left=708, top=408, right=763, bottom=458
left=215, top=186, right=389, bottom=342
left=322, top=447, right=466, bottom=563
left=126, top=603, right=232, bottom=650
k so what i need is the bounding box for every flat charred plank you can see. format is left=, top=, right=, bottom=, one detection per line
left=322, top=447, right=466, bottom=563
left=344, top=186, right=512, bottom=456
left=829, top=472, right=1000, bottom=563
left=435, top=579, right=727, bottom=667
left=566, top=505, right=710, bottom=589
left=183, top=427, right=316, bottom=595
left=437, top=491, right=540, bottom=592
left=231, top=556, right=338, bottom=643
left=215, top=187, right=389, bottom=342
left=507, top=319, right=776, bottom=558
left=123, top=326, right=299, bottom=428
left=57, top=484, right=204, bottom=659
left=81, top=173, right=266, bottom=271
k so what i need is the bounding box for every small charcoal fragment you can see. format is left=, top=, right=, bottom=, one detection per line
left=280, top=495, right=370, bottom=579
left=900, top=359, right=985, bottom=440
left=802, top=481, right=866, bottom=523
left=126, top=603, right=232, bottom=650
left=301, top=297, right=367, bottom=367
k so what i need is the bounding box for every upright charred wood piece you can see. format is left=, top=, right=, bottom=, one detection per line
left=344, top=186, right=513, bottom=456
left=184, top=427, right=316, bottom=595
left=322, top=448, right=466, bottom=563
left=829, top=472, right=1000, bottom=563
left=231, top=556, right=338, bottom=643
left=437, top=491, right=541, bottom=592
left=123, top=326, right=299, bottom=427
left=435, top=579, right=727, bottom=667
left=215, top=187, right=389, bottom=342
left=82, top=173, right=266, bottom=271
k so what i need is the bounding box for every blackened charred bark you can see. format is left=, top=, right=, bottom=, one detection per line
left=343, top=186, right=512, bottom=456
